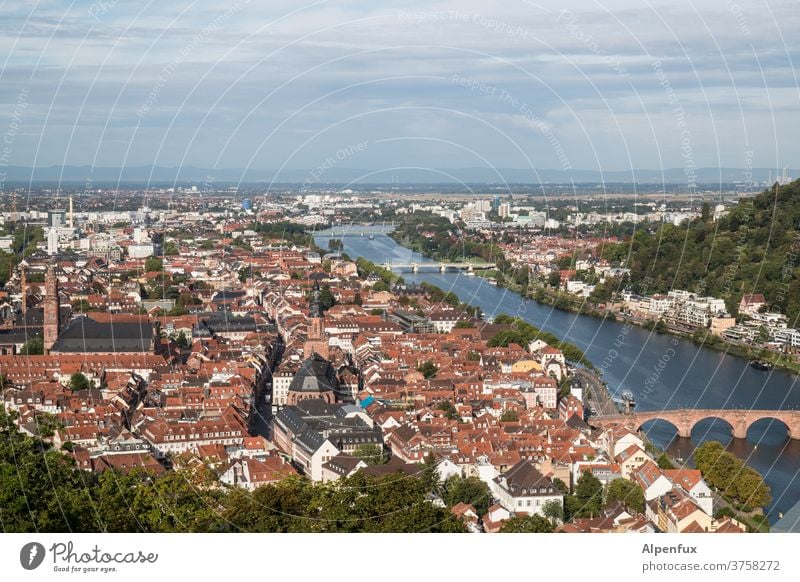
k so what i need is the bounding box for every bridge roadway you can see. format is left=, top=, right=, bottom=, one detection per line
left=591, top=408, right=800, bottom=440
left=382, top=262, right=496, bottom=273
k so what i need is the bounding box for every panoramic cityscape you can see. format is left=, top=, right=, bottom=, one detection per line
left=1, top=0, right=799, bottom=579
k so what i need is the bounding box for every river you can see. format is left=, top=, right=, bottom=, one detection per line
left=315, top=227, right=800, bottom=521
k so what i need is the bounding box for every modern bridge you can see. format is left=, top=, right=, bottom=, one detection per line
left=381, top=262, right=496, bottom=273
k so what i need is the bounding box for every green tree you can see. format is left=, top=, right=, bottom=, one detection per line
left=734, top=467, right=772, bottom=508
left=417, top=360, right=438, bottom=379
left=436, top=400, right=458, bottom=420
left=353, top=444, right=387, bottom=466
left=694, top=441, right=771, bottom=508
left=605, top=478, right=645, bottom=513
left=701, top=201, right=711, bottom=222
left=656, top=453, right=675, bottom=470
left=499, top=409, right=519, bottom=422
left=20, top=336, right=44, bottom=355
left=318, top=285, right=336, bottom=312
left=441, top=476, right=493, bottom=516
left=552, top=478, right=569, bottom=495
left=144, top=257, right=163, bottom=272
left=499, top=514, right=554, bottom=533
left=69, top=372, right=90, bottom=392
left=542, top=499, right=564, bottom=525
left=175, top=331, right=190, bottom=349
left=573, top=471, right=603, bottom=518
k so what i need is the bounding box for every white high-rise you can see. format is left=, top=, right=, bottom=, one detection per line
left=47, top=227, right=59, bottom=255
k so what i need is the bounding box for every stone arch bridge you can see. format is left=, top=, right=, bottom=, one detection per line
left=592, top=409, right=800, bottom=440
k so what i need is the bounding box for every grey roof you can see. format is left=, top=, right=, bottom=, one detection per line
left=0, top=327, right=43, bottom=345
left=288, top=353, right=337, bottom=394
left=212, top=290, right=246, bottom=302
left=323, top=454, right=364, bottom=476
left=51, top=316, right=153, bottom=353
left=495, top=460, right=557, bottom=497
left=200, top=314, right=257, bottom=334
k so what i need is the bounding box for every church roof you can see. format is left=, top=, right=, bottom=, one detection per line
left=51, top=316, right=153, bottom=353
left=288, top=352, right=337, bottom=394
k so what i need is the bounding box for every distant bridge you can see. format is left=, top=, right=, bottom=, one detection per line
left=591, top=409, right=800, bottom=440
left=382, top=262, right=496, bottom=273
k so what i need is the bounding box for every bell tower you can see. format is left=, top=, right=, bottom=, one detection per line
left=43, top=263, right=60, bottom=354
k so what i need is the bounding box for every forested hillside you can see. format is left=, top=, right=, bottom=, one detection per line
left=602, top=180, right=800, bottom=323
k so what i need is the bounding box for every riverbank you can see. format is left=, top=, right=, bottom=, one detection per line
left=433, top=243, right=800, bottom=376
left=317, top=226, right=800, bottom=522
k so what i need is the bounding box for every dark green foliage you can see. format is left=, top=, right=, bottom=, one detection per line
left=420, top=282, right=482, bottom=317
left=572, top=471, right=603, bottom=518
left=656, top=452, right=675, bottom=469
left=20, top=336, right=44, bottom=355
left=355, top=257, right=403, bottom=286
left=144, top=257, right=163, bottom=272
left=605, top=478, right=645, bottom=513
left=436, top=400, right=458, bottom=420
left=694, top=441, right=771, bottom=508
left=440, top=475, right=493, bottom=516
left=499, top=514, right=554, bottom=532
left=223, top=473, right=464, bottom=533
left=390, top=211, right=503, bottom=265
left=0, top=225, right=44, bottom=285
left=487, top=314, right=591, bottom=367
left=318, top=284, right=336, bottom=311
left=499, top=409, right=519, bottom=422
left=542, top=499, right=564, bottom=524
left=0, top=406, right=462, bottom=533
left=69, top=372, right=90, bottom=391
left=252, top=221, right=313, bottom=247
left=353, top=443, right=387, bottom=466
left=602, top=180, right=800, bottom=323
left=417, top=360, right=438, bottom=378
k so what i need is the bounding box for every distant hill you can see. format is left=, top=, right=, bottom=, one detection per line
left=1, top=164, right=789, bottom=185
left=602, top=180, right=800, bottom=323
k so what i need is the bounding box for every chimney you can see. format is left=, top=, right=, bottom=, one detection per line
left=69, top=196, right=74, bottom=229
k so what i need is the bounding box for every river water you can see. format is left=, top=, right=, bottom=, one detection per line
left=315, top=228, right=800, bottom=521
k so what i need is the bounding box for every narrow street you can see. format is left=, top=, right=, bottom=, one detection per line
left=574, top=368, right=620, bottom=417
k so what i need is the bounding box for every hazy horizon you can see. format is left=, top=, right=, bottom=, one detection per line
left=2, top=1, right=798, bottom=184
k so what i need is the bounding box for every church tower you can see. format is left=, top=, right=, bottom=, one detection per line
left=20, top=264, right=27, bottom=315
left=303, top=282, right=328, bottom=357
left=43, top=263, right=60, bottom=354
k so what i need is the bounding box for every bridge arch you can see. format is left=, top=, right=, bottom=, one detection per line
left=745, top=417, right=793, bottom=440
left=687, top=416, right=737, bottom=439
left=637, top=417, right=682, bottom=438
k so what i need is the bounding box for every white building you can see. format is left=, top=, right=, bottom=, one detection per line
left=128, top=243, right=155, bottom=259
left=46, top=227, right=59, bottom=255
left=491, top=460, right=563, bottom=517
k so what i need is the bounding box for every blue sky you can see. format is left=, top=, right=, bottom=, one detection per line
left=1, top=0, right=797, bottom=175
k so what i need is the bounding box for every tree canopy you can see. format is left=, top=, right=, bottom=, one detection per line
left=694, top=441, right=771, bottom=508
left=602, top=180, right=800, bottom=322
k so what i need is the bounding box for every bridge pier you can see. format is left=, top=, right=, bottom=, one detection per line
left=732, top=420, right=749, bottom=440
